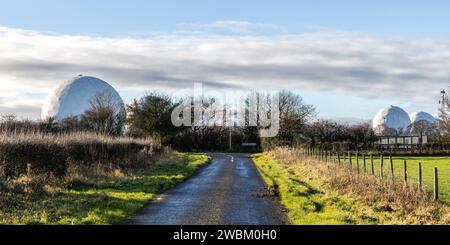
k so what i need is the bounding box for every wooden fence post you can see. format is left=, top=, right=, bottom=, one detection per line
left=418, top=162, right=422, bottom=191
left=26, top=163, right=32, bottom=176
left=380, top=155, right=384, bottom=178
left=356, top=153, right=360, bottom=174
left=370, top=154, right=374, bottom=175
left=337, top=153, right=341, bottom=165
left=389, top=155, right=394, bottom=180
left=349, top=152, right=352, bottom=167
left=403, top=159, right=407, bottom=182
left=434, top=167, right=439, bottom=201
left=363, top=154, right=367, bottom=173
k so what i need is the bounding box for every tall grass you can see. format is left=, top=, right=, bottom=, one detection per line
left=0, top=130, right=161, bottom=180
left=267, top=147, right=449, bottom=224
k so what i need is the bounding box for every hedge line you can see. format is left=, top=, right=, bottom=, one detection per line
left=0, top=132, right=160, bottom=178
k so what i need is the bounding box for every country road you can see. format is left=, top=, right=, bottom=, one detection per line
left=129, top=153, right=287, bottom=225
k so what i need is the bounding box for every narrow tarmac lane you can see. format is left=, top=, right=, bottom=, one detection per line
left=129, top=153, right=287, bottom=225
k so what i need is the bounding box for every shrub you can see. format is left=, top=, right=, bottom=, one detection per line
left=0, top=131, right=160, bottom=179
left=0, top=142, right=66, bottom=177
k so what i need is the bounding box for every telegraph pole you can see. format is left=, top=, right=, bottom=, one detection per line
left=438, top=89, right=447, bottom=134
left=229, top=126, right=232, bottom=151
left=440, top=89, right=446, bottom=112
left=227, top=105, right=233, bottom=152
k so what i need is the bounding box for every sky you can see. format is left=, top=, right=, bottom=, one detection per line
left=1, top=0, right=450, bottom=121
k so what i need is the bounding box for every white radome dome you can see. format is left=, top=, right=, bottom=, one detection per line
left=372, top=106, right=411, bottom=135
left=410, top=112, right=436, bottom=124
left=41, top=75, right=125, bottom=121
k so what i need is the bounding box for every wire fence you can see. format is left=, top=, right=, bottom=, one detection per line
left=301, top=148, right=444, bottom=202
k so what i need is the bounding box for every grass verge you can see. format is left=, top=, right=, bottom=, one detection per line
left=253, top=149, right=449, bottom=225
left=0, top=152, right=210, bottom=224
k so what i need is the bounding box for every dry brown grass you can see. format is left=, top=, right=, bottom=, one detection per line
left=0, top=130, right=159, bottom=147
left=0, top=131, right=161, bottom=175
left=268, top=147, right=449, bottom=224
left=0, top=130, right=162, bottom=198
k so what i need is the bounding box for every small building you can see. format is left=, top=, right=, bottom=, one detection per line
left=375, top=135, right=428, bottom=150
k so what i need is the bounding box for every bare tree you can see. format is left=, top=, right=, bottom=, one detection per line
left=277, top=90, right=316, bottom=144
left=1, top=114, right=17, bottom=123
left=81, top=92, right=125, bottom=135
left=409, top=120, right=436, bottom=136
left=438, top=95, right=450, bottom=139
left=309, top=120, right=344, bottom=145
left=255, top=90, right=315, bottom=149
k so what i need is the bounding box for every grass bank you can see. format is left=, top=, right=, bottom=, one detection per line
left=0, top=152, right=209, bottom=224
left=253, top=148, right=449, bottom=225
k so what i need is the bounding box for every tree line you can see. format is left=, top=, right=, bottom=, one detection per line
left=1, top=90, right=390, bottom=152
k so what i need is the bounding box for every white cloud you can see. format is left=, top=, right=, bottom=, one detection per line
left=0, top=25, right=449, bottom=119
left=0, top=94, right=42, bottom=119
left=176, top=20, right=285, bottom=34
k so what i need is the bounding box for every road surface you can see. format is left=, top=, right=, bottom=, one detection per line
left=129, top=153, right=287, bottom=225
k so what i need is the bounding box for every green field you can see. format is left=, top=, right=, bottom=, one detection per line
left=0, top=153, right=210, bottom=224
left=337, top=155, right=450, bottom=203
